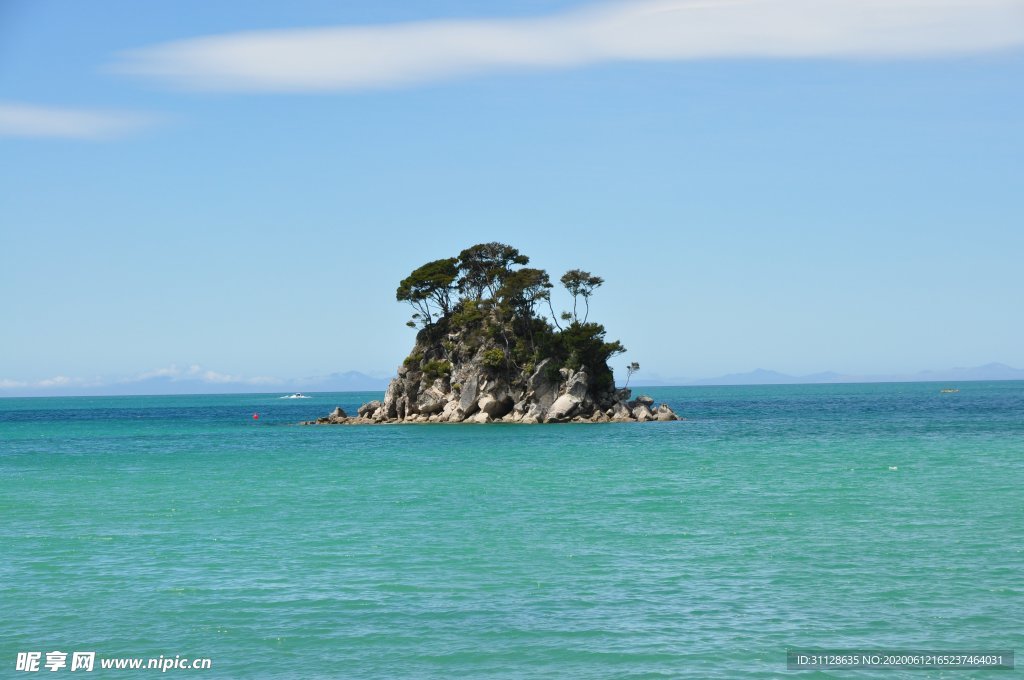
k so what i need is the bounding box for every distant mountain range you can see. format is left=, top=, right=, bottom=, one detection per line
left=3, top=363, right=1023, bottom=397
left=292, top=371, right=391, bottom=392
left=0, top=369, right=391, bottom=398
left=117, top=370, right=392, bottom=395
left=630, top=362, right=1024, bottom=387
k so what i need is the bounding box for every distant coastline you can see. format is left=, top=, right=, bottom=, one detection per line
left=2, top=364, right=1024, bottom=401
left=632, top=362, right=1024, bottom=387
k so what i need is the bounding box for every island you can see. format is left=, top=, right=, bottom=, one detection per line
left=305, top=242, right=680, bottom=424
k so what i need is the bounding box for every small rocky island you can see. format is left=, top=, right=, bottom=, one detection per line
left=305, top=243, right=679, bottom=425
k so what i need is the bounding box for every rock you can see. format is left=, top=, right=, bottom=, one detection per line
left=330, top=407, right=347, bottom=419
left=440, top=399, right=461, bottom=422
left=477, top=395, right=498, bottom=417
left=527, top=359, right=559, bottom=411
left=632, top=404, right=653, bottom=422
left=546, top=394, right=581, bottom=422
left=613, top=387, right=632, bottom=402
left=478, top=394, right=513, bottom=418
left=382, top=381, right=401, bottom=419
left=458, top=374, right=480, bottom=416
left=655, top=404, right=678, bottom=421
left=611, top=402, right=632, bottom=420
left=511, top=399, right=529, bottom=417
left=636, top=395, right=655, bottom=407
left=469, top=412, right=492, bottom=424
left=416, top=387, right=447, bottom=415
left=357, top=401, right=382, bottom=418
left=564, top=369, right=589, bottom=399
left=524, top=403, right=546, bottom=422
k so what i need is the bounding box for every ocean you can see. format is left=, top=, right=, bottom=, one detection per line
left=1, top=382, right=1021, bottom=678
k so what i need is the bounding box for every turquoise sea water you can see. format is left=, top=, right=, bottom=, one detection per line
left=1, top=383, right=1021, bottom=678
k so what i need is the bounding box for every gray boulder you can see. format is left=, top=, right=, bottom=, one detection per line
left=527, top=359, right=559, bottom=410
left=478, top=394, right=513, bottom=418
left=655, top=404, right=678, bottom=421
left=458, top=374, right=480, bottom=416
left=632, top=403, right=654, bottom=422
left=564, top=369, right=589, bottom=399
left=440, top=399, right=461, bottom=422
left=357, top=400, right=382, bottom=418
left=524, top=403, right=545, bottom=423
left=546, top=394, right=581, bottom=422
left=416, top=387, right=447, bottom=415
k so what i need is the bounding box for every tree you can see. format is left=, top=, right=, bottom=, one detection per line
left=624, top=361, right=640, bottom=388
left=391, top=244, right=628, bottom=391
left=560, top=269, right=604, bottom=323
left=396, top=257, right=459, bottom=328
left=558, top=321, right=626, bottom=390
left=496, top=267, right=552, bottom=318
left=457, top=242, right=529, bottom=300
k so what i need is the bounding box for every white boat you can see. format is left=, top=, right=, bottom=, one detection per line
left=279, top=393, right=312, bottom=399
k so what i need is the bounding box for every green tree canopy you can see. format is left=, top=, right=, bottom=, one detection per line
left=496, top=267, right=552, bottom=317
left=457, top=242, right=529, bottom=300
left=560, top=269, right=604, bottom=323
left=395, top=243, right=628, bottom=389
left=396, top=257, right=459, bottom=326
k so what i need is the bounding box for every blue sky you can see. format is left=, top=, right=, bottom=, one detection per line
left=2, top=0, right=1023, bottom=394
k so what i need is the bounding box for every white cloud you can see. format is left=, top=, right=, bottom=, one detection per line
left=114, top=0, right=1024, bottom=92
left=36, top=375, right=75, bottom=387
left=0, top=365, right=282, bottom=394
left=135, top=366, right=185, bottom=380
left=131, top=364, right=279, bottom=385
left=0, top=102, right=156, bottom=139
left=0, top=375, right=88, bottom=389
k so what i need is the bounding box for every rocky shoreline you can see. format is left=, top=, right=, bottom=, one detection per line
left=302, top=360, right=680, bottom=425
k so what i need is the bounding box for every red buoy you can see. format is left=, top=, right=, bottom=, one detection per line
left=252, top=413, right=259, bottom=420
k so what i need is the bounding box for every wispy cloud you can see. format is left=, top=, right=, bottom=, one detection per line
left=0, top=102, right=157, bottom=139
left=132, top=364, right=279, bottom=385
left=114, top=0, right=1024, bottom=92
left=0, top=375, right=96, bottom=390
left=0, top=365, right=394, bottom=396
left=0, top=365, right=280, bottom=395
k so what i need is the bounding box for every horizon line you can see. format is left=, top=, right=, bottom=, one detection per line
left=3, top=376, right=1022, bottom=400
